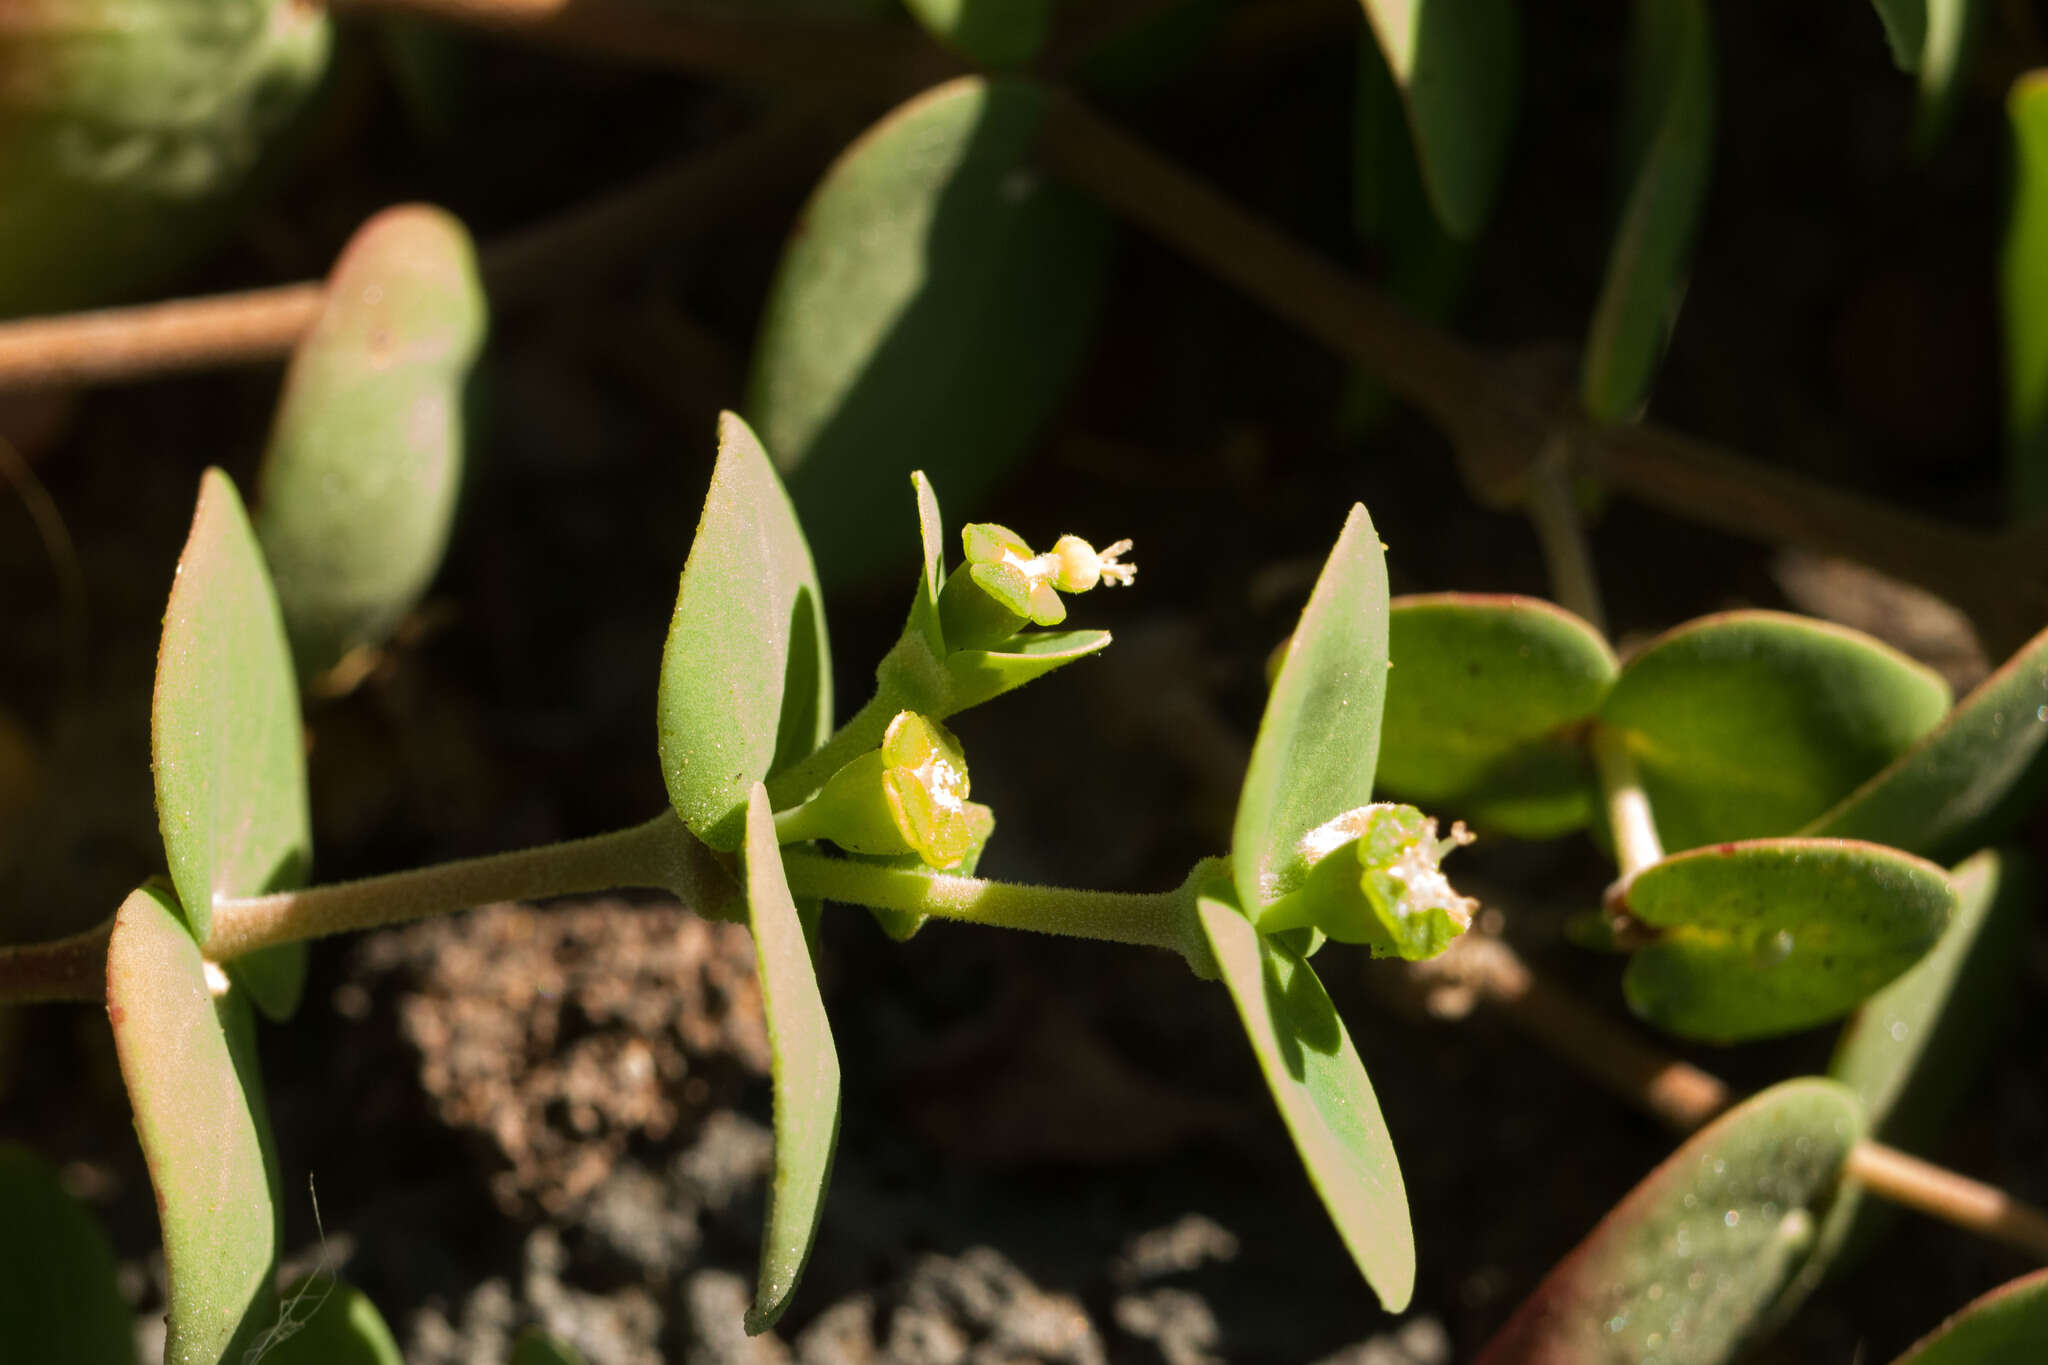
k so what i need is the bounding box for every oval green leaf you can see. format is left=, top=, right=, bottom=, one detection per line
left=1194, top=886, right=1413, bottom=1311
left=1357, top=0, right=1519, bottom=241
left=1473, top=1078, right=1863, bottom=1365
left=1581, top=0, right=1716, bottom=423
left=1599, top=611, right=1950, bottom=854
left=745, top=76, right=1113, bottom=585
left=255, top=204, right=488, bottom=679
left=1234, top=504, right=1389, bottom=914
left=256, top=1275, right=403, bottom=1365
left=902, top=0, right=1053, bottom=68
left=1890, top=1269, right=2048, bottom=1364
left=1801, top=623, right=2048, bottom=861
left=1378, top=593, right=1615, bottom=838
left=740, top=785, right=842, bottom=1334
left=659, top=412, right=832, bottom=851
left=1619, top=838, right=1956, bottom=1043
left=154, top=468, right=312, bottom=1019
left=2004, top=71, right=2048, bottom=517
left=0, top=0, right=330, bottom=318
left=0, top=1143, right=132, bottom=1365
left=107, top=881, right=279, bottom=1365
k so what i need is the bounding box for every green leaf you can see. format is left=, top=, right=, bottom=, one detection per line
left=1868, top=0, right=1927, bottom=70
left=255, top=204, right=488, bottom=678
left=1619, top=838, right=1957, bottom=1043
left=0, top=0, right=331, bottom=318
left=939, top=629, right=1112, bottom=715
left=902, top=0, right=1054, bottom=68
left=254, top=1276, right=404, bottom=1365
left=741, top=785, right=841, bottom=1334
left=1071, top=0, right=1232, bottom=100
left=659, top=412, right=833, bottom=851
left=746, top=76, right=1113, bottom=585
left=1580, top=0, right=1716, bottom=423
left=1473, top=1078, right=1863, bottom=1365
left=1889, top=1269, right=2048, bottom=1364
left=1910, top=0, right=1979, bottom=156
left=1377, top=593, right=1615, bottom=838
left=1598, top=610, right=1950, bottom=853
left=1194, top=886, right=1413, bottom=1311
left=907, top=471, right=947, bottom=653
left=0, top=1143, right=133, bottom=1365
left=106, top=882, right=279, bottom=1365
left=1771, top=850, right=2033, bottom=1311
left=1357, top=0, right=1519, bottom=240
left=1801, top=623, right=2048, bottom=861
left=1234, top=504, right=1389, bottom=914
left=154, top=468, right=312, bottom=1019
left=2004, top=71, right=2048, bottom=518
left=1353, top=26, right=1471, bottom=316
left=512, top=1327, right=590, bottom=1365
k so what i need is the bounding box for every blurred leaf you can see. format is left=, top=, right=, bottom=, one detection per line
left=154, top=469, right=311, bottom=1019
left=0, top=1143, right=133, bottom=1365
left=107, top=882, right=279, bottom=1365
left=1356, top=0, right=1519, bottom=240
left=1194, top=885, right=1413, bottom=1311
left=1072, top=0, right=1232, bottom=100
left=903, top=0, right=1053, bottom=68
left=1234, top=505, right=1389, bottom=914
left=1801, top=623, right=2048, bottom=862
left=1599, top=611, right=1950, bottom=853
left=0, top=0, right=330, bottom=318
left=1889, top=1269, right=2048, bottom=1363
left=1581, top=0, right=1716, bottom=423
left=1868, top=0, right=1927, bottom=70
left=1377, top=593, right=1614, bottom=838
left=2004, top=71, right=2048, bottom=517
left=660, top=413, right=833, bottom=851
left=1619, top=838, right=1956, bottom=1043
left=1910, top=0, right=1979, bottom=155
left=1354, top=25, right=1471, bottom=315
left=740, top=785, right=841, bottom=1334
left=747, top=76, right=1113, bottom=585
left=1474, top=1078, right=1863, bottom=1365
left=256, top=1275, right=403, bottom=1365
left=512, top=1326, right=590, bottom=1365
left=255, top=204, right=487, bottom=679
left=1767, top=850, right=2033, bottom=1314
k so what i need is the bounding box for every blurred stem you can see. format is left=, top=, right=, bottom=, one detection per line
left=0, top=917, right=113, bottom=1005
left=779, top=848, right=1210, bottom=966
left=0, top=106, right=841, bottom=391
left=1034, top=93, right=2048, bottom=654
left=326, top=0, right=957, bottom=90
left=1437, top=934, right=2048, bottom=1262
left=204, top=812, right=738, bottom=962
left=1592, top=724, right=1664, bottom=878
left=1523, top=438, right=1607, bottom=636
left=1845, top=1141, right=2048, bottom=1262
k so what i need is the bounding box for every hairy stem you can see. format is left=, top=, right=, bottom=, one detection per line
left=779, top=848, right=1206, bottom=963
left=204, top=812, right=736, bottom=962
left=763, top=693, right=898, bottom=811
left=0, top=917, right=114, bottom=1005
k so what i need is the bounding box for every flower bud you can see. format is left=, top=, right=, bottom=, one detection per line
left=1252, top=804, right=1476, bottom=960
left=774, top=712, right=994, bottom=870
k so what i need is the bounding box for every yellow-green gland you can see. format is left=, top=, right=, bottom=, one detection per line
left=936, top=523, right=1134, bottom=652
left=774, top=712, right=993, bottom=870
left=1252, top=804, right=1476, bottom=960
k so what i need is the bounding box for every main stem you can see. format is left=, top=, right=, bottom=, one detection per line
left=204, top=812, right=736, bottom=963
left=778, top=848, right=1206, bottom=963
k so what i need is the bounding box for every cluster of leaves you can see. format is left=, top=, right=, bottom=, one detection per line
left=6, top=1, right=2048, bottom=1363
